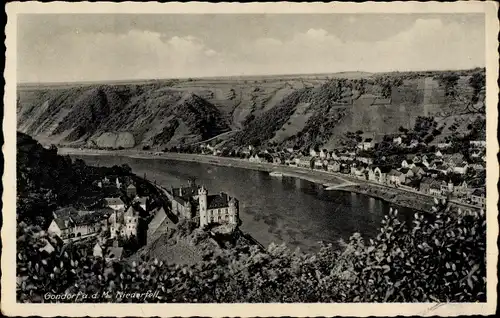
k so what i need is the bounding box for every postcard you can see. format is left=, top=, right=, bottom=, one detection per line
left=2, top=1, right=498, bottom=317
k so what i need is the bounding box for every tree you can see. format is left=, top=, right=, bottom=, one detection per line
left=469, top=71, right=485, bottom=103
left=440, top=73, right=459, bottom=97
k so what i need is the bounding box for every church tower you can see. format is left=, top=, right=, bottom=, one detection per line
left=198, top=186, right=208, bottom=227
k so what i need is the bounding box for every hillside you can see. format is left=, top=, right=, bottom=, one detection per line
left=16, top=132, right=155, bottom=228
left=17, top=69, right=485, bottom=150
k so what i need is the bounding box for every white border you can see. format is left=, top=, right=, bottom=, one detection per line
left=3, top=2, right=499, bottom=316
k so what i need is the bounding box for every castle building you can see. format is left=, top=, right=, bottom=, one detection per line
left=165, top=179, right=200, bottom=219
left=198, top=186, right=239, bottom=228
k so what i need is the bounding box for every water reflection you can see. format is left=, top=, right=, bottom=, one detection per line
left=75, top=155, right=416, bottom=254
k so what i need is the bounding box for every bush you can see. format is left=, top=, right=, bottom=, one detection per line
left=17, top=197, right=486, bottom=303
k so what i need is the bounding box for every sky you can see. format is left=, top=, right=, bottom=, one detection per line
left=17, top=13, right=485, bottom=83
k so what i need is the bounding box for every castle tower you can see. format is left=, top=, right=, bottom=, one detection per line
left=228, top=196, right=238, bottom=225
left=198, top=186, right=208, bottom=227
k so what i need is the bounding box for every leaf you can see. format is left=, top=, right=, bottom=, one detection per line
left=382, top=265, right=391, bottom=273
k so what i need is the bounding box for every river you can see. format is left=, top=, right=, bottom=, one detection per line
left=74, top=155, right=417, bottom=254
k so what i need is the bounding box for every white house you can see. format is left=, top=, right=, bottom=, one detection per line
left=387, top=170, right=405, bottom=186
left=453, top=162, right=469, bottom=174
left=358, top=156, right=374, bottom=165
left=408, top=139, right=419, bottom=148
left=470, top=151, right=481, bottom=158
left=319, top=149, right=327, bottom=159
left=470, top=188, right=486, bottom=207
left=298, top=157, right=312, bottom=168
left=314, top=160, right=324, bottom=169
left=309, top=148, right=318, bottom=157
left=249, top=154, right=262, bottom=163
left=437, top=142, right=452, bottom=149
left=48, top=208, right=109, bottom=242
left=39, top=241, right=55, bottom=254
left=93, top=242, right=104, bottom=258
left=401, top=160, right=415, bottom=169
left=470, top=140, right=486, bottom=148
left=393, top=136, right=402, bottom=145
left=361, top=138, right=375, bottom=150
left=327, top=161, right=340, bottom=172
left=435, top=150, right=443, bottom=158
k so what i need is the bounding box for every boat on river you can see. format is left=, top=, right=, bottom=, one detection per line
left=269, top=171, right=283, bottom=177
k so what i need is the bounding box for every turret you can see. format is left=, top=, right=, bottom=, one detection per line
left=228, top=196, right=238, bottom=225
left=198, top=186, right=208, bottom=227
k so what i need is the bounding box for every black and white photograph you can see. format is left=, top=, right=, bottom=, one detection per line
left=2, top=1, right=498, bottom=317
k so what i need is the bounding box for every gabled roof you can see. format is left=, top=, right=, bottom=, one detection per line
left=388, top=169, right=402, bottom=176
left=53, top=207, right=78, bottom=219
left=106, top=247, right=123, bottom=260
left=420, top=177, right=442, bottom=188
left=54, top=218, right=68, bottom=230
left=124, top=206, right=138, bottom=218
left=171, top=185, right=199, bottom=200
left=148, top=207, right=167, bottom=234
left=72, top=210, right=109, bottom=226
left=399, top=168, right=411, bottom=174
left=207, top=193, right=230, bottom=209
left=411, top=166, right=424, bottom=173
left=127, top=184, right=136, bottom=189
left=414, top=162, right=427, bottom=168
left=472, top=188, right=486, bottom=197
left=135, top=196, right=147, bottom=204
left=104, top=197, right=125, bottom=206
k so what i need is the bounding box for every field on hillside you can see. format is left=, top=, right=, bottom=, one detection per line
left=17, top=69, right=485, bottom=150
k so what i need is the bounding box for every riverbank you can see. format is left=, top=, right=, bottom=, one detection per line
left=58, top=147, right=477, bottom=212
left=340, top=184, right=435, bottom=212
left=58, top=147, right=350, bottom=186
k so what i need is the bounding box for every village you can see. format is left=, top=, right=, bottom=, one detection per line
left=166, top=129, right=486, bottom=209
left=46, top=175, right=241, bottom=263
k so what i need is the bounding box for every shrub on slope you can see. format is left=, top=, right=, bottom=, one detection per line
left=233, top=80, right=349, bottom=149
left=16, top=132, right=131, bottom=227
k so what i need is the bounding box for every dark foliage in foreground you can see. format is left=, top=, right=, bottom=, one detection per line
left=18, top=201, right=485, bottom=303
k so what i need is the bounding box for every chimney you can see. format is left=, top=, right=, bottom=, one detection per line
left=113, top=240, right=119, bottom=248
left=179, top=187, right=183, bottom=196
